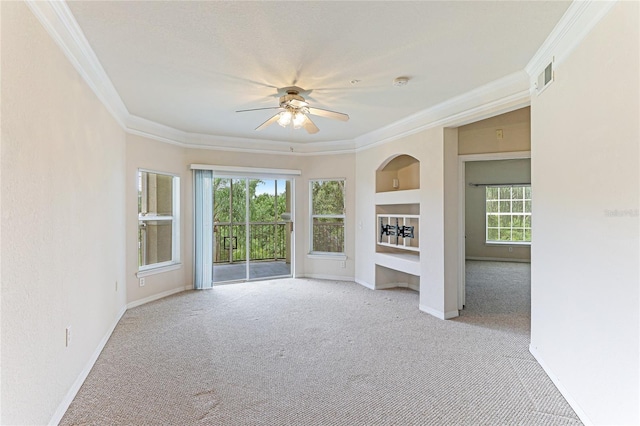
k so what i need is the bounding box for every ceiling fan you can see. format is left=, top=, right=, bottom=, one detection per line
left=236, top=86, right=349, bottom=134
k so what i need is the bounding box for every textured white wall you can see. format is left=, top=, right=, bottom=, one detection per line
left=530, top=2, right=639, bottom=424
left=1, top=2, right=127, bottom=424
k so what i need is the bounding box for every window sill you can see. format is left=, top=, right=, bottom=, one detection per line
left=485, top=242, right=531, bottom=247
left=307, top=253, right=347, bottom=261
left=137, top=263, right=182, bottom=278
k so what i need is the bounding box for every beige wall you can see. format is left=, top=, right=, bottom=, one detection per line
left=465, top=159, right=531, bottom=261
left=126, top=135, right=189, bottom=304
left=1, top=3, right=127, bottom=424
left=530, top=2, right=638, bottom=424
left=458, top=107, right=530, bottom=155
left=124, top=139, right=357, bottom=307
left=182, top=148, right=356, bottom=280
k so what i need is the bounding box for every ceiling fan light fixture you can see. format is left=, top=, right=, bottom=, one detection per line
left=292, top=111, right=307, bottom=129
left=277, top=110, right=292, bottom=127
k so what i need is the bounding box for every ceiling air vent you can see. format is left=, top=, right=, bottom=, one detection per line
left=536, top=60, right=554, bottom=94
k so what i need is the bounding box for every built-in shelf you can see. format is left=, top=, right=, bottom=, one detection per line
left=377, top=214, right=419, bottom=252
left=374, top=189, right=421, bottom=205
left=374, top=154, right=422, bottom=288
left=374, top=252, right=420, bottom=276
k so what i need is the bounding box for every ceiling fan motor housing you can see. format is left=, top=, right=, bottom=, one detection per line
left=279, top=91, right=306, bottom=108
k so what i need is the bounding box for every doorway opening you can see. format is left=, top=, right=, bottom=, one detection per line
left=212, top=177, right=293, bottom=284
left=458, top=153, right=531, bottom=309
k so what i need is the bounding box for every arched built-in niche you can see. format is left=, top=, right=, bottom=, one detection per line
left=376, top=154, right=420, bottom=193
left=373, top=154, right=421, bottom=291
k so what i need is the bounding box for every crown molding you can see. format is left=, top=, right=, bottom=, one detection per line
left=26, top=0, right=547, bottom=156
left=126, top=114, right=356, bottom=156
left=525, top=0, right=617, bottom=87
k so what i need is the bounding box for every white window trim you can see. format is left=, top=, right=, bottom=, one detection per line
left=138, top=169, right=181, bottom=273
left=309, top=178, right=346, bottom=255
left=485, top=185, right=531, bottom=245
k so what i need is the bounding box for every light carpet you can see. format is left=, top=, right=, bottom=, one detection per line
left=60, top=261, right=581, bottom=425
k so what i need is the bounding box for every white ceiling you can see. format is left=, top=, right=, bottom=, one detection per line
left=66, top=1, right=571, bottom=144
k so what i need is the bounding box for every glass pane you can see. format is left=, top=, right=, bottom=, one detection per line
left=231, top=178, right=246, bottom=224
left=139, top=171, right=173, bottom=216
left=499, top=187, right=511, bottom=199
left=525, top=186, right=532, bottom=199
left=512, top=229, right=524, bottom=241
left=499, top=229, right=512, bottom=241
left=213, top=178, right=231, bottom=223
left=512, top=215, right=524, bottom=227
left=487, top=228, right=499, bottom=241
left=524, top=215, right=532, bottom=227
left=499, top=215, right=512, bottom=227
left=486, top=187, right=498, bottom=200
left=249, top=179, right=274, bottom=222
left=512, top=187, right=523, bottom=199
left=139, top=220, right=172, bottom=266
left=276, top=179, right=288, bottom=219
left=525, top=200, right=532, bottom=213
left=512, top=201, right=524, bottom=212
left=525, top=229, right=532, bottom=241
left=313, top=217, right=344, bottom=253
left=487, top=214, right=498, bottom=227
left=486, top=201, right=498, bottom=213
left=499, top=201, right=511, bottom=213
left=312, top=181, right=345, bottom=215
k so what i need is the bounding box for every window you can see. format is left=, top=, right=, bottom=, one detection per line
left=138, top=170, right=180, bottom=271
left=486, top=185, right=531, bottom=244
left=310, top=179, right=345, bottom=254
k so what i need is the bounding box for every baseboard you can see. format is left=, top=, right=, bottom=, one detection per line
left=301, top=273, right=355, bottom=282
left=419, top=304, right=459, bottom=320
left=49, top=305, right=127, bottom=426
left=126, top=286, right=191, bottom=309
left=529, top=345, right=593, bottom=426
left=355, top=279, right=375, bottom=290
left=466, top=256, right=531, bottom=263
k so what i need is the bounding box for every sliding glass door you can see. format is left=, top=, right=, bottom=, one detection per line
left=212, top=177, right=292, bottom=284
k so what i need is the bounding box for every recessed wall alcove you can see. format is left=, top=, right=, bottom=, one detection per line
left=374, top=154, right=421, bottom=291
left=376, top=154, right=420, bottom=193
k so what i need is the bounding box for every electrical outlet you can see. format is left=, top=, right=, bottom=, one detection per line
left=496, top=129, right=504, bottom=139
left=508, top=247, right=513, bottom=253
left=340, top=260, right=346, bottom=268
left=65, top=326, right=72, bottom=347
left=139, top=278, right=145, bottom=287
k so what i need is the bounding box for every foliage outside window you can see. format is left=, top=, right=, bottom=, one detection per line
left=486, top=185, right=531, bottom=244
left=212, top=178, right=288, bottom=263
left=138, top=170, right=180, bottom=270
left=310, top=179, right=345, bottom=254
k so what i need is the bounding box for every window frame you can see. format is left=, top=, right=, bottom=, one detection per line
left=309, top=178, right=346, bottom=256
left=138, top=169, right=181, bottom=273
left=485, top=185, right=531, bottom=245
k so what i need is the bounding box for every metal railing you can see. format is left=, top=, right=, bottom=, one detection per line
left=214, top=222, right=287, bottom=263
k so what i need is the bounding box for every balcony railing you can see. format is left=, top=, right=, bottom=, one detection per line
left=214, top=222, right=287, bottom=263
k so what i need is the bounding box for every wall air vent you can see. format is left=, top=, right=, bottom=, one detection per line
left=536, top=60, right=554, bottom=94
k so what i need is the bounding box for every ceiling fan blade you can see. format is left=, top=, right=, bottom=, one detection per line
left=255, top=114, right=280, bottom=131
left=307, top=107, right=349, bottom=122
left=236, top=107, right=282, bottom=113
left=303, top=116, right=320, bottom=134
